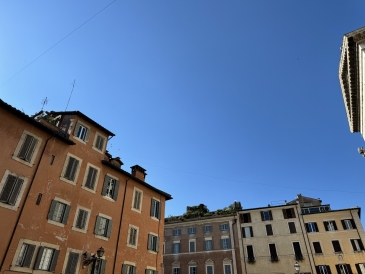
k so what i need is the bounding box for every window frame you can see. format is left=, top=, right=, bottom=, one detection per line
left=204, top=225, right=213, bottom=233
left=351, top=239, right=364, bottom=252
left=61, top=248, right=82, bottom=274
left=288, top=222, right=297, bottom=234
left=94, top=213, right=113, bottom=240
left=147, top=232, right=159, bottom=253
left=0, top=170, right=28, bottom=211
left=324, top=220, right=337, bottom=231
left=242, top=226, right=253, bottom=238
left=223, top=263, right=232, bottom=274
left=172, top=242, right=180, bottom=254
left=313, top=241, right=323, bottom=254
left=101, top=173, right=120, bottom=202
left=131, top=187, right=143, bottom=213
left=266, top=224, right=273, bottom=236
left=332, top=240, right=343, bottom=253
left=188, top=227, right=196, bottom=234
left=269, top=243, right=278, bottom=261
left=173, top=229, right=181, bottom=236
left=92, top=131, right=107, bottom=153
left=81, top=163, right=100, bottom=194
left=127, top=224, right=139, bottom=249
left=220, top=224, right=229, bottom=231
left=342, top=219, right=356, bottom=230
left=60, top=153, right=82, bottom=186
left=306, top=222, right=318, bottom=233
left=12, top=130, right=42, bottom=167
left=150, top=198, right=161, bottom=220
left=189, top=239, right=196, bottom=253
left=206, top=265, right=214, bottom=274
left=204, top=238, right=213, bottom=251
left=221, top=237, right=231, bottom=250
left=72, top=120, right=90, bottom=144
left=172, top=267, right=180, bottom=274
left=47, top=197, right=71, bottom=228
left=189, top=266, right=197, bottom=274
left=122, top=262, right=136, bottom=274
left=72, top=205, right=91, bottom=233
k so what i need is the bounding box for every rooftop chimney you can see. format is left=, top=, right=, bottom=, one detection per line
left=131, top=165, right=147, bottom=181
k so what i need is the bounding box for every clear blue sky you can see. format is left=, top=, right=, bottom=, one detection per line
left=1, top=1, right=365, bottom=217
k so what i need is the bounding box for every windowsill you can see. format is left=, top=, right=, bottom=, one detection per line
left=81, top=185, right=96, bottom=194
left=131, top=207, right=142, bottom=214
left=334, top=251, right=343, bottom=254
left=102, top=196, right=116, bottom=203
left=71, top=226, right=87, bottom=234
left=33, top=270, right=54, bottom=274
left=60, top=176, right=77, bottom=186
left=72, top=136, right=87, bottom=144
left=0, top=201, right=18, bottom=211
left=314, top=253, right=323, bottom=256
left=47, top=219, right=65, bottom=228
left=148, top=250, right=158, bottom=255
left=94, top=234, right=109, bottom=241
left=150, top=216, right=159, bottom=222
left=127, top=244, right=138, bottom=249
left=10, top=266, right=33, bottom=273
left=92, top=146, right=104, bottom=154
left=12, top=155, right=33, bottom=167
left=354, top=250, right=364, bottom=253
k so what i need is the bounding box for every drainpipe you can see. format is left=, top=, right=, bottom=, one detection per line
left=236, top=212, right=247, bottom=274
left=156, top=195, right=162, bottom=273
left=295, top=205, right=316, bottom=273
left=229, top=215, right=238, bottom=274
left=112, top=177, right=130, bottom=274
left=0, top=134, right=54, bottom=270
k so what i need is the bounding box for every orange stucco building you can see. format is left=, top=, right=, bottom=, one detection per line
left=0, top=99, right=172, bottom=274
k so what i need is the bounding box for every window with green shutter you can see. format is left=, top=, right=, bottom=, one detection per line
left=65, top=252, right=80, bottom=274
left=15, top=243, right=36, bottom=268
left=17, top=134, right=38, bottom=162
left=101, top=175, right=120, bottom=201
left=147, top=234, right=159, bottom=252
left=150, top=199, right=161, bottom=219
left=84, top=166, right=98, bottom=190
left=0, top=174, right=24, bottom=205
left=122, top=264, right=136, bottom=274
left=33, top=247, right=59, bottom=271
left=75, top=209, right=88, bottom=229
left=94, top=216, right=113, bottom=238
left=47, top=200, right=71, bottom=224
left=63, top=157, right=80, bottom=182
left=73, top=121, right=90, bottom=142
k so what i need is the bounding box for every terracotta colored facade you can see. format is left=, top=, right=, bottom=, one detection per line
left=0, top=99, right=171, bottom=274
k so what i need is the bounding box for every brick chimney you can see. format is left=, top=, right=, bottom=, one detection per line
left=131, top=165, right=147, bottom=181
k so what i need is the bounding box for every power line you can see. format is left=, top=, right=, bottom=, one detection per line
left=120, top=156, right=365, bottom=194
left=1, top=0, right=117, bottom=87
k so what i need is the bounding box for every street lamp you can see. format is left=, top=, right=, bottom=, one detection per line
left=82, top=247, right=105, bottom=272
left=294, top=262, right=300, bottom=274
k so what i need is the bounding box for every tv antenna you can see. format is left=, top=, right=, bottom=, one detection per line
left=41, top=97, right=48, bottom=111
left=65, top=79, right=76, bottom=111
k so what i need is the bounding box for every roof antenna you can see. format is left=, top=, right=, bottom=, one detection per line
left=41, top=97, right=48, bottom=111
left=65, top=79, right=76, bottom=111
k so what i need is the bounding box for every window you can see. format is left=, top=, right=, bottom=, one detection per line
left=92, top=259, right=107, bottom=274
left=101, top=175, right=120, bottom=201
left=188, top=227, right=196, bottom=234
left=173, top=243, right=180, bottom=254
left=147, top=234, right=159, bottom=252
left=247, top=245, right=255, bottom=263
left=224, top=265, right=232, bottom=274
left=204, top=239, right=213, bottom=251
left=221, top=238, right=231, bottom=250
left=122, top=264, right=136, bottom=274
left=293, top=242, right=303, bottom=260
left=93, top=133, right=106, bottom=152
left=64, top=252, right=80, bottom=274
left=206, top=265, right=213, bottom=274
left=62, top=155, right=81, bottom=183
left=306, top=222, right=318, bottom=233
left=220, top=224, right=228, bottom=231
left=316, top=265, right=331, bottom=274
left=190, top=266, right=197, bottom=274
left=83, top=165, right=98, bottom=190
left=288, top=222, right=297, bottom=234
left=313, top=242, right=323, bottom=254
left=128, top=227, right=138, bottom=247
left=324, top=220, right=338, bottom=231
left=241, top=213, right=251, bottom=223
left=73, top=121, right=90, bottom=142
left=336, top=264, right=352, bottom=274
left=282, top=208, right=296, bottom=219
left=332, top=240, right=342, bottom=253
left=94, top=215, right=113, bottom=238
left=75, top=209, right=88, bottom=230
left=342, top=219, right=356, bottom=230
left=261, top=211, right=273, bottom=221
left=150, top=198, right=161, bottom=219
left=355, top=263, right=365, bottom=274
left=242, top=226, right=253, bottom=238
left=132, top=188, right=142, bottom=211
left=173, top=268, right=180, bottom=274
left=48, top=200, right=71, bottom=224
left=13, top=131, right=41, bottom=166
left=204, top=225, right=212, bottom=233
left=269, top=244, right=278, bottom=261
left=173, top=229, right=181, bottom=236
left=189, top=240, right=196, bottom=252
left=0, top=173, right=24, bottom=206
left=15, top=243, right=36, bottom=268
left=266, top=224, right=273, bottom=236
left=33, top=247, right=60, bottom=271
left=351, top=239, right=364, bottom=251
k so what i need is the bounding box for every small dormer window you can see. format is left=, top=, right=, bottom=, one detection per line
left=77, top=125, right=87, bottom=140
left=73, top=121, right=90, bottom=143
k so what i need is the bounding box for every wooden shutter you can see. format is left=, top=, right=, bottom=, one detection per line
left=49, top=249, right=60, bottom=272
left=8, top=178, right=23, bottom=205
left=341, top=220, right=346, bottom=229
left=132, top=266, right=136, bottom=274
left=293, top=242, right=301, bottom=255
left=266, top=224, right=273, bottom=236
left=332, top=241, right=341, bottom=252
left=269, top=210, right=273, bottom=220
left=48, top=200, right=58, bottom=220
left=156, top=236, right=160, bottom=252
left=94, top=216, right=101, bottom=235
left=25, top=138, right=38, bottom=162
left=241, top=227, right=246, bottom=238
left=291, top=208, right=296, bottom=218
left=355, top=264, right=362, bottom=274
left=17, top=135, right=34, bottom=160
left=289, top=222, right=296, bottom=233
left=269, top=244, right=277, bottom=257
left=314, top=222, right=319, bottom=232
left=315, top=266, right=320, bottom=274
left=112, top=180, right=120, bottom=201
left=324, top=221, right=329, bottom=231
left=73, top=121, right=81, bottom=137
left=64, top=157, right=75, bottom=180
left=347, top=265, right=353, bottom=274
left=33, top=246, right=44, bottom=270
left=282, top=209, right=288, bottom=219
left=0, top=175, right=17, bottom=203
left=359, top=240, right=364, bottom=250
left=260, top=211, right=264, bottom=221
left=101, top=176, right=110, bottom=196
left=106, top=219, right=113, bottom=238
left=65, top=252, right=79, bottom=274
left=351, top=219, right=357, bottom=229
left=247, top=245, right=254, bottom=258
left=250, top=227, right=254, bottom=237
left=69, top=159, right=79, bottom=181
left=327, top=265, right=332, bottom=274
left=313, top=242, right=322, bottom=253
left=335, top=265, right=341, bottom=274
left=84, top=128, right=90, bottom=142
left=22, top=244, right=36, bottom=268
left=85, top=167, right=97, bottom=189
left=247, top=213, right=251, bottom=223
left=147, top=234, right=152, bottom=250
left=100, top=259, right=107, bottom=274
left=333, top=221, right=338, bottom=230
left=157, top=201, right=161, bottom=219
left=350, top=239, right=357, bottom=251
left=122, top=264, right=127, bottom=274
left=62, top=205, right=71, bottom=224
left=150, top=199, right=155, bottom=217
